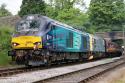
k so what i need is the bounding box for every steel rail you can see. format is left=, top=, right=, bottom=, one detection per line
left=34, top=58, right=124, bottom=83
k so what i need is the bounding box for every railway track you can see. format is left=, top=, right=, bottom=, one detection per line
left=0, top=60, right=89, bottom=77
left=0, top=57, right=122, bottom=83
left=80, top=61, right=125, bottom=83
left=34, top=57, right=125, bottom=83
left=0, top=66, right=39, bottom=77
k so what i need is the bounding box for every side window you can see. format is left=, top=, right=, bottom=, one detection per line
left=67, top=32, right=73, bottom=48
left=94, top=39, right=96, bottom=48
left=51, top=25, right=56, bottom=30
left=51, top=25, right=56, bottom=39
left=83, top=36, right=87, bottom=49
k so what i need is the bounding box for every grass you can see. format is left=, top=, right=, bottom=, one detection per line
left=114, top=75, right=125, bottom=83
left=0, top=26, right=14, bottom=66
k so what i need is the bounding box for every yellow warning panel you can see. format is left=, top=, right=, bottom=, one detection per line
left=11, top=36, right=42, bottom=49
left=89, top=34, right=93, bottom=51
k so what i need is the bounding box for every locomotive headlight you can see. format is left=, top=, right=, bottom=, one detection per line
left=13, top=43, right=17, bottom=46
left=12, top=43, right=19, bottom=46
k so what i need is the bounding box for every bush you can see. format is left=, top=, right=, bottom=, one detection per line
left=0, top=26, right=13, bottom=66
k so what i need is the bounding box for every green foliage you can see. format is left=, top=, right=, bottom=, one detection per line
left=55, top=8, right=88, bottom=29
left=45, top=5, right=58, bottom=19
left=0, top=26, right=13, bottom=66
left=89, top=0, right=125, bottom=32
left=0, top=4, right=12, bottom=17
left=0, top=50, right=11, bottom=66
left=45, top=0, right=88, bottom=30
left=84, top=22, right=97, bottom=34
left=19, top=0, right=46, bottom=17
left=47, top=0, right=84, bottom=9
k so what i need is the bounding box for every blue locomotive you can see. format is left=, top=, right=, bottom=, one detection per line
left=8, top=14, right=121, bottom=66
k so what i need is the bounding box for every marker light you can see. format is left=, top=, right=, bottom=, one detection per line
left=34, top=42, right=41, bottom=45
left=33, top=42, right=41, bottom=50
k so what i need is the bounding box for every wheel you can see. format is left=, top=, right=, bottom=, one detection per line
left=46, top=57, right=52, bottom=67
left=79, top=54, right=83, bottom=62
left=24, top=55, right=31, bottom=67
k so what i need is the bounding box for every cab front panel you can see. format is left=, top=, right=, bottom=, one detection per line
left=11, top=36, right=42, bottom=49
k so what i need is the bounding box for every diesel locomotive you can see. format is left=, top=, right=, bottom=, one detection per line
left=8, top=14, right=122, bottom=66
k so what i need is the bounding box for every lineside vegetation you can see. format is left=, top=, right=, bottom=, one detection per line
left=0, top=26, right=13, bottom=66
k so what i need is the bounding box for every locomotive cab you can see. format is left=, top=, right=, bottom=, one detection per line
left=13, top=16, right=40, bottom=49
left=11, top=15, right=52, bottom=50
left=8, top=15, right=52, bottom=65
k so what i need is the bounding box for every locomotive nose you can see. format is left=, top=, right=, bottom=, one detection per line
left=11, top=36, right=42, bottom=49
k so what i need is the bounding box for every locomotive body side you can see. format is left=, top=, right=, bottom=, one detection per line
left=92, top=36, right=105, bottom=53
left=88, top=35, right=106, bottom=59
left=42, top=23, right=91, bottom=61
left=44, top=24, right=90, bottom=52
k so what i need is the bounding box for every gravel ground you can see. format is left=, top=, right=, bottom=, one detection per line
left=0, top=58, right=120, bottom=83
left=88, top=62, right=125, bottom=83
left=41, top=60, right=123, bottom=83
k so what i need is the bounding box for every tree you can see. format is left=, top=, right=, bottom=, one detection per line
left=55, top=8, right=88, bottom=29
left=48, top=0, right=84, bottom=9
left=45, top=5, right=58, bottom=19
left=0, top=4, right=12, bottom=17
left=19, top=0, right=46, bottom=17
left=45, top=0, right=88, bottom=30
left=89, top=0, right=125, bottom=31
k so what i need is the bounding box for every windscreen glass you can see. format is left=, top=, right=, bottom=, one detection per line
left=14, top=15, right=51, bottom=37
left=16, top=16, right=41, bottom=32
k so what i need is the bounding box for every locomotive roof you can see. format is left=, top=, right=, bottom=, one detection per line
left=22, top=14, right=88, bottom=35
left=22, top=14, right=103, bottom=38
left=41, top=15, right=89, bottom=36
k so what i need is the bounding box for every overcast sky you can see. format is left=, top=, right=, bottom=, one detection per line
left=0, top=0, right=91, bottom=15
